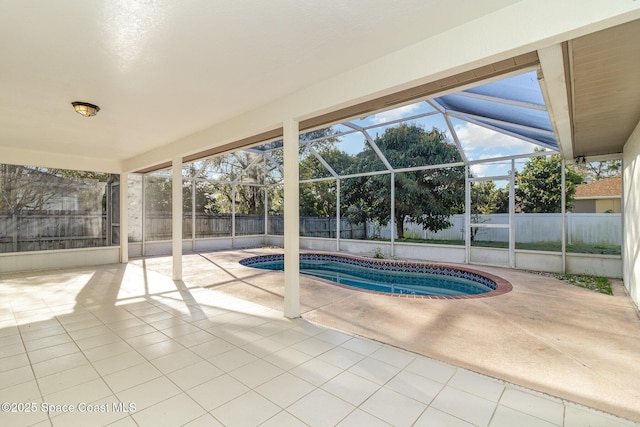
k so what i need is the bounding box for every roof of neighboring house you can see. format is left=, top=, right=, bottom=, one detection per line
left=575, top=176, right=621, bottom=198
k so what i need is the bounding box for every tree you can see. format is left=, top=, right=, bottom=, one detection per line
left=144, top=173, right=172, bottom=213
left=123, top=127, right=343, bottom=221
left=0, top=165, right=109, bottom=214
left=468, top=180, right=509, bottom=241
left=191, top=126, right=342, bottom=216
left=0, top=164, right=111, bottom=252
left=297, top=127, right=355, bottom=218
left=578, top=159, right=621, bottom=182
left=190, top=152, right=267, bottom=215
left=1, top=165, right=56, bottom=213
left=470, top=181, right=508, bottom=214
left=58, top=170, right=110, bottom=211
left=515, top=153, right=582, bottom=213
left=182, top=180, right=222, bottom=214
left=343, top=124, right=465, bottom=239
left=299, top=148, right=356, bottom=217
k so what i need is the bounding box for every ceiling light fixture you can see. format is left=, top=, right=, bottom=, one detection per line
left=71, top=101, right=100, bottom=117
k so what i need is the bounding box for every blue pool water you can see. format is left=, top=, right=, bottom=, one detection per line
left=242, top=255, right=494, bottom=297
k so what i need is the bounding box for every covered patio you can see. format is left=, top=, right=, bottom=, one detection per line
left=2, top=1, right=640, bottom=426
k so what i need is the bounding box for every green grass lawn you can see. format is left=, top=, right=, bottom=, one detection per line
left=533, top=272, right=613, bottom=295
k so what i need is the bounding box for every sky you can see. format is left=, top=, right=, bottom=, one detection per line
left=318, top=102, right=548, bottom=179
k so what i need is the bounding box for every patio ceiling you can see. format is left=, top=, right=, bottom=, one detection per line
left=0, top=0, right=520, bottom=169
left=0, top=2, right=639, bottom=172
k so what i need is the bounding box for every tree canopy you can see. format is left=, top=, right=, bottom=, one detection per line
left=299, top=148, right=355, bottom=217
left=342, top=124, right=465, bottom=239
left=0, top=164, right=109, bottom=213
left=471, top=180, right=508, bottom=214
left=579, top=159, right=621, bottom=182
left=515, top=153, right=582, bottom=213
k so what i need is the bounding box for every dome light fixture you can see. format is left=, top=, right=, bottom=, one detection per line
left=71, top=101, right=100, bottom=117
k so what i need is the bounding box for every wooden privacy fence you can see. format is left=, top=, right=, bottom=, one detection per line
left=299, top=217, right=366, bottom=239
left=143, top=214, right=366, bottom=240
left=268, top=216, right=366, bottom=239
left=144, top=213, right=264, bottom=240
left=0, top=211, right=106, bottom=252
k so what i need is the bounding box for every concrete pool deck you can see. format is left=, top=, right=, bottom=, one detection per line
left=135, top=248, right=640, bottom=423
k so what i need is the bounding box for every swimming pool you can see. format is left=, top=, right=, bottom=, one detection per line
left=240, top=253, right=512, bottom=298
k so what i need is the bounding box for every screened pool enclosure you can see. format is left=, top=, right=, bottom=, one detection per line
left=121, top=70, right=621, bottom=271
left=0, top=70, right=622, bottom=275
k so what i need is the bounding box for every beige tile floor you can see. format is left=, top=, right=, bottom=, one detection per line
left=0, top=250, right=638, bottom=426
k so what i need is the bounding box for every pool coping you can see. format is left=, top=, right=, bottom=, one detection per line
left=240, top=252, right=513, bottom=299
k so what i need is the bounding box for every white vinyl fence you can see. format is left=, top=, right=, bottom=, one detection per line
left=372, top=213, right=622, bottom=246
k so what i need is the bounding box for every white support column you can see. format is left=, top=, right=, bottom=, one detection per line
left=619, top=158, right=624, bottom=268
left=191, top=178, right=196, bottom=251
left=172, top=157, right=183, bottom=281
left=509, top=159, right=515, bottom=268
left=465, top=166, right=471, bottom=264
left=561, top=159, right=567, bottom=274
left=390, top=171, right=395, bottom=257
left=264, top=185, right=269, bottom=237
left=283, top=118, right=300, bottom=318
left=336, top=178, right=341, bottom=251
left=231, top=184, right=236, bottom=246
left=142, top=175, right=146, bottom=256
left=119, top=173, right=129, bottom=263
